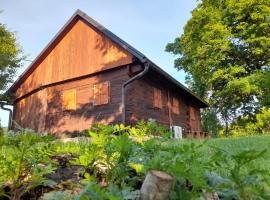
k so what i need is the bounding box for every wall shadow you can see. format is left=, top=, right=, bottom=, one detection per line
left=13, top=66, right=125, bottom=136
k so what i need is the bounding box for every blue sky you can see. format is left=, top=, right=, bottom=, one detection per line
left=0, top=0, right=198, bottom=127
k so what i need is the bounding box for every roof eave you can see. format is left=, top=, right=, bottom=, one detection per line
left=6, top=10, right=82, bottom=94
left=147, top=60, right=208, bottom=108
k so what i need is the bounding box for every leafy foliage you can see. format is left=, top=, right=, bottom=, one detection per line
left=224, top=107, right=270, bottom=137
left=166, top=0, right=270, bottom=133
left=256, top=107, right=270, bottom=133
left=41, top=190, right=74, bottom=200
left=75, top=182, right=140, bottom=200
left=0, top=20, right=24, bottom=98
left=201, top=108, right=222, bottom=137
left=207, top=148, right=270, bottom=199
left=0, top=130, right=56, bottom=199
left=1, top=124, right=270, bottom=199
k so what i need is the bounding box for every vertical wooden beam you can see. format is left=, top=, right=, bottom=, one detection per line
left=167, top=90, right=172, bottom=127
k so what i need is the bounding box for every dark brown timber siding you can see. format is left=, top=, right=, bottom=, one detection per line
left=10, top=10, right=206, bottom=135
left=13, top=66, right=131, bottom=134
left=125, top=75, right=202, bottom=132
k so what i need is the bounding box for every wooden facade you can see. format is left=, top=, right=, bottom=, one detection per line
left=125, top=73, right=202, bottom=132
left=8, top=10, right=207, bottom=135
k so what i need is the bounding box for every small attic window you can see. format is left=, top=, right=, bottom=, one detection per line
left=62, top=89, right=76, bottom=110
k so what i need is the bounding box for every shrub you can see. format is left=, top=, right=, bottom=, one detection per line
left=1, top=123, right=270, bottom=199
left=256, top=107, right=270, bottom=134
left=0, top=130, right=56, bottom=199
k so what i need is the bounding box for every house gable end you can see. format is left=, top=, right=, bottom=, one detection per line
left=14, top=15, right=133, bottom=99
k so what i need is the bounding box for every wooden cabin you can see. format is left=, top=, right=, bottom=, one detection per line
left=7, top=10, right=208, bottom=136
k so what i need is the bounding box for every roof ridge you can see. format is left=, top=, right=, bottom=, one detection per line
left=76, top=9, right=147, bottom=62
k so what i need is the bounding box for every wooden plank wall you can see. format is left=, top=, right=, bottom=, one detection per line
left=125, top=75, right=202, bottom=132
left=189, top=105, right=201, bottom=131
left=11, top=15, right=205, bottom=134
left=13, top=88, right=47, bottom=132
left=13, top=66, right=130, bottom=134
left=15, top=17, right=133, bottom=99
left=13, top=66, right=202, bottom=134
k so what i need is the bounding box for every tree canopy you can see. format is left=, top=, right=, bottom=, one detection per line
left=166, top=0, right=270, bottom=131
left=0, top=22, right=23, bottom=98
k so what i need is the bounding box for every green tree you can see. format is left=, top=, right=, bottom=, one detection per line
left=201, top=108, right=222, bottom=137
left=0, top=21, right=23, bottom=99
left=255, top=107, right=270, bottom=133
left=166, top=0, right=270, bottom=133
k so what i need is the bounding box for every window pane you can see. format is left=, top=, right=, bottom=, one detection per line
left=94, top=81, right=109, bottom=106
left=154, top=88, right=162, bottom=108
left=62, top=89, right=76, bottom=110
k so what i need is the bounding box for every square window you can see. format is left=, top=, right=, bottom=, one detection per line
left=93, top=81, right=109, bottom=106
left=62, top=89, right=76, bottom=110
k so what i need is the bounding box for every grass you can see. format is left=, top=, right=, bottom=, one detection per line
left=168, top=135, right=270, bottom=172
left=205, top=135, right=270, bottom=152
left=207, top=135, right=270, bottom=171
left=201, top=135, right=270, bottom=160
left=173, top=135, right=270, bottom=154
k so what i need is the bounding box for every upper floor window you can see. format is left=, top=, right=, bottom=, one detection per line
left=76, top=84, right=94, bottom=107
left=153, top=87, right=162, bottom=109
left=61, top=81, right=110, bottom=110
left=62, top=89, right=76, bottom=110
left=190, top=106, right=197, bottom=120
left=172, top=97, right=180, bottom=115
left=93, top=81, right=110, bottom=106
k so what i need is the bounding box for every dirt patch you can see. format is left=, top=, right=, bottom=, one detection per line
left=46, top=155, right=85, bottom=184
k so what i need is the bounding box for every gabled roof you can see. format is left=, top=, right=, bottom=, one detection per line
left=7, top=9, right=208, bottom=107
